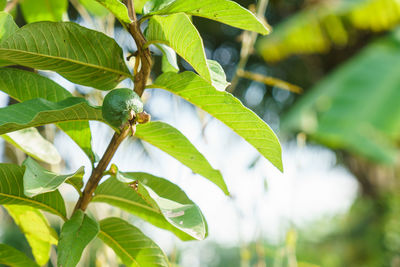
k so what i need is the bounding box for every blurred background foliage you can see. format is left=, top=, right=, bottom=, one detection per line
left=1, top=0, right=400, bottom=266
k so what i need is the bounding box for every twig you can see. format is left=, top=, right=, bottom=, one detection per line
left=5, top=0, right=18, bottom=12
left=74, top=0, right=152, bottom=212
left=228, top=0, right=270, bottom=93
left=237, top=69, right=303, bottom=94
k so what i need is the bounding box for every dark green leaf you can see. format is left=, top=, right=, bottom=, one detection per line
left=2, top=128, right=62, bottom=165
left=98, top=217, right=169, bottom=267
left=0, top=12, right=18, bottom=42
left=4, top=205, right=58, bottom=266
left=0, top=244, right=39, bottom=267
left=0, top=22, right=132, bottom=90
left=0, top=97, right=104, bottom=135
left=208, top=59, right=229, bottom=91
left=93, top=175, right=206, bottom=240
left=23, top=157, right=84, bottom=197
left=136, top=121, right=228, bottom=195
left=282, top=34, right=400, bottom=164
left=0, top=68, right=96, bottom=161
left=58, top=210, right=99, bottom=267
left=147, top=0, right=270, bottom=35
left=20, top=0, right=68, bottom=23
left=145, top=13, right=211, bottom=81
left=0, top=164, right=67, bottom=219
left=95, top=0, right=131, bottom=24
left=66, top=177, right=84, bottom=195
left=149, top=72, right=283, bottom=171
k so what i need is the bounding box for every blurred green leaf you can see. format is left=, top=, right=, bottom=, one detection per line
left=0, top=22, right=132, bottom=90
left=145, top=13, right=211, bottom=82
left=149, top=71, right=283, bottom=172
left=146, top=0, right=270, bottom=35
left=2, top=128, right=61, bottom=165
left=0, top=244, right=38, bottom=267
left=79, top=0, right=109, bottom=16
left=58, top=210, right=99, bottom=267
left=93, top=175, right=207, bottom=240
left=0, top=97, right=104, bottom=135
left=98, top=217, right=169, bottom=266
left=22, top=157, right=84, bottom=197
left=136, top=121, right=228, bottom=195
left=0, top=68, right=96, bottom=162
left=0, top=0, right=6, bottom=11
left=20, top=0, right=67, bottom=23
left=208, top=59, right=230, bottom=91
left=282, top=33, right=400, bottom=163
left=95, top=0, right=131, bottom=24
left=0, top=164, right=67, bottom=219
left=4, top=205, right=58, bottom=266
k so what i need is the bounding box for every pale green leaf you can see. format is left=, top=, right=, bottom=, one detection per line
left=2, top=128, right=61, bottom=165
left=147, top=0, right=270, bottom=35
left=136, top=121, right=228, bottom=195
left=23, top=157, right=84, bottom=197
left=20, top=0, right=68, bottom=23
left=0, top=244, right=39, bottom=267
left=208, top=59, right=229, bottom=91
left=0, top=11, right=18, bottom=42
left=95, top=0, right=131, bottom=24
left=282, top=34, right=400, bottom=164
left=79, top=0, right=109, bottom=16
left=134, top=0, right=149, bottom=14
left=58, top=210, right=99, bottom=267
left=0, top=97, right=104, bottom=135
left=93, top=175, right=206, bottom=240
left=98, top=217, right=169, bottom=267
left=145, top=13, right=211, bottom=81
left=0, top=68, right=96, bottom=161
left=4, top=205, right=58, bottom=266
left=0, top=164, right=67, bottom=219
left=0, top=22, right=132, bottom=90
left=154, top=43, right=179, bottom=73
left=148, top=71, right=283, bottom=171
left=143, top=0, right=174, bottom=14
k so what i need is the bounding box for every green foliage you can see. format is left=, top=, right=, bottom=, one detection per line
left=58, top=210, right=99, bottom=267
left=282, top=33, right=400, bottom=164
left=0, top=0, right=282, bottom=265
left=4, top=205, right=58, bottom=266
left=98, top=217, right=169, bottom=266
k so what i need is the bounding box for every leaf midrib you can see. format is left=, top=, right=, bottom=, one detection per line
left=0, top=48, right=133, bottom=79
left=92, top=195, right=159, bottom=213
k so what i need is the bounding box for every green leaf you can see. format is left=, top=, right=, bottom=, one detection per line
left=134, top=0, right=149, bottom=14
left=20, top=0, right=68, bottom=23
left=93, top=175, right=206, bottom=240
left=0, top=244, right=39, bottom=267
left=0, top=97, right=104, bottom=135
left=143, top=0, right=174, bottom=14
left=149, top=72, right=283, bottom=171
left=58, top=210, right=99, bottom=267
left=79, top=0, right=109, bottom=16
left=66, top=177, right=84, bottom=195
left=0, top=22, right=132, bottom=90
left=98, top=217, right=169, bottom=267
left=22, top=157, right=84, bottom=198
left=282, top=33, right=400, bottom=164
left=147, top=0, right=270, bottom=35
left=0, top=68, right=96, bottom=161
left=0, top=164, right=67, bottom=219
left=208, top=59, right=230, bottom=91
left=154, top=43, right=179, bottom=73
left=0, top=0, right=6, bottom=11
left=136, top=121, right=228, bottom=195
left=0, top=12, right=18, bottom=42
left=95, top=0, right=132, bottom=24
left=4, top=205, right=58, bottom=266
left=145, top=13, right=211, bottom=81
left=2, top=128, right=61, bottom=165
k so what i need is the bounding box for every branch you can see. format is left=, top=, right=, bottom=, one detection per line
left=5, top=0, right=18, bottom=12
left=74, top=0, right=152, bottom=212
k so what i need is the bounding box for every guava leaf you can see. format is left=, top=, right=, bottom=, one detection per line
left=20, top=0, right=68, bottom=23
left=95, top=0, right=131, bottom=24
left=98, top=217, right=169, bottom=267
left=208, top=59, right=230, bottom=91
left=0, top=244, right=39, bottom=267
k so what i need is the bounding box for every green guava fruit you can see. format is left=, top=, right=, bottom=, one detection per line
left=102, top=88, right=143, bottom=128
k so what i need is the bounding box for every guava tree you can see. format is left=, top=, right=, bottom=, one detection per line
left=0, top=0, right=282, bottom=265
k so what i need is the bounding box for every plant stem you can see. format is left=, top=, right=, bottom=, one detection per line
left=74, top=0, right=152, bottom=212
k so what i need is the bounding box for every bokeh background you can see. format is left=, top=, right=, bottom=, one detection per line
left=1, top=0, right=400, bottom=266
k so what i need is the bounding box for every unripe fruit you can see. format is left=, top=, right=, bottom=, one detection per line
left=102, top=88, right=143, bottom=128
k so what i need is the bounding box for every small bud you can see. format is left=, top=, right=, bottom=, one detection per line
left=136, top=111, right=151, bottom=124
